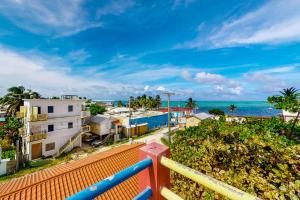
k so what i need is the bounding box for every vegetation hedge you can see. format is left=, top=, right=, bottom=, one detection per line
left=171, top=118, right=300, bottom=199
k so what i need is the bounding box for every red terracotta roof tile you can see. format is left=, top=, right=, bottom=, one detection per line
left=0, top=144, right=144, bottom=200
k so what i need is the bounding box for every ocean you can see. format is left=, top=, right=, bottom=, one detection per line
left=160, top=101, right=281, bottom=117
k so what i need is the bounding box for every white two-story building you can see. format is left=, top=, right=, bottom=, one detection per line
left=18, top=95, right=90, bottom=160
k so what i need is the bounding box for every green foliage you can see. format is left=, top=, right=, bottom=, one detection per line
left=228, top=104, right=237, bottom=112
left=185, top=97, right=197, bottom=109
left=161, top=137, right=170, bottom=146
left=129, top=94, right=161, bottom=110
left=268, top=87, right=300, bottom=135
left=171, top=118, right=300, bottom=199
left=0, top=117, right=21, bottom=145
left=89, top=104, right=106, bottom=116
left=1, top=149, right=16, bottom=160
left=0, top=86, right=41, bottom=116
left=117, top=100, right=123, bottom=107
left=208, top=109, right=225, bottom=116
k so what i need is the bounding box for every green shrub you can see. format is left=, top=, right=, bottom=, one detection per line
left=171, top=118, right=300, bottom=199
left=1, top=149, right=16, bottom=160
left=161, top=137, right=170, bottom=146
left=208, top=109, right=225, bottom=116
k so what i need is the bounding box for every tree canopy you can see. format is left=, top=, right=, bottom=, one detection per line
left=89, top=104, right=106, bottom=116
left=208, top=108, right=225, bottom=116
left=185, top=98, right=197, bottom=109
left=128, top=94, right=161, bottom=110
left=268, top=87, right=300, bottom=134
left=0, top=86, right=42, bottom=116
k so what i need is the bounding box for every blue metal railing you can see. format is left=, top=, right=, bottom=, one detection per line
left=66, top=158, right=153, bottom=200
left=132, top=187, right=152, bottom=200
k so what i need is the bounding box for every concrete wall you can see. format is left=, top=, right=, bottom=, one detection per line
left=24, top=99, right=85, bottom=119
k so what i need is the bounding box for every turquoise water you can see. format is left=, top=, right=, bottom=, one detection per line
left=114, top=101, right=281, bottom=117
left=162, top=101, right=281, bottom=117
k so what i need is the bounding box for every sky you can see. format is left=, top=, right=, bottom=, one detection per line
left=0, top=0, right=300, bottom=101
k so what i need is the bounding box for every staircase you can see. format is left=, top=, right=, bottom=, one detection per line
left=54, top=125, right=90, bottom=158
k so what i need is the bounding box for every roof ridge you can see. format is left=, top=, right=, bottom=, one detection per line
left=0, top=143, right=144, bottom=197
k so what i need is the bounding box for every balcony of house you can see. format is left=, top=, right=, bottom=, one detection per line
left=81, top=125, right=91, bottom=133
left=27, top=133, right=48, bottom=142
left=29, top=114, right=48, bottom=122
left=27, top=126, right=48, bottom=142
left=16, top=111, right=25, bottom=118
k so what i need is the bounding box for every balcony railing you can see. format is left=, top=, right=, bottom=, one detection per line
left=29, top=114, right=48, bottom=122
left=81, top=110, right=91, bottom=118
left=16, top=112, right=25, bottom=118
left=67, top=142, right=261, bottom=200
left=27, top=133, right=47, bottom=142
left=81, top=125, right=90, bottom=133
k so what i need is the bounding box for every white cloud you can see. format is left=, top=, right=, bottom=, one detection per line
left=181, top=69, right=192, bottom=80
left=194, top=72, right=226, bottom=84
left=0, top=47, right=147, bottom=99
left=144, top=85, right=150, bottom=91
left=177, top=0, right=300, bottom=49
left=254, top=65, right=298, bottom=74
left=97, top=0, right=135, bottom=17
left=156, top=86, right=166, bottom=91
left=243, top=72, right=286, bottom=93
left=0, top=0, right=134, bottom=36
left=229, top=86, right=243, bottom=95
left=67, top=49, right=91, bottom=64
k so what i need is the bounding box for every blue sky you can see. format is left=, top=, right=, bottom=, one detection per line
left=0, top=0, right=300, bottom=100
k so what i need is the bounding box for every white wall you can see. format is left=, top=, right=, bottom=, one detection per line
left=24, top=99, right=85, bottom=118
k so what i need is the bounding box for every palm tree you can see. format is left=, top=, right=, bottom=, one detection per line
left=280, top=87, right=299, bottom=98
left=228, top=104, right=237, bottom=113
left=117, top=100, right=123, bottom=107
left=155, top=95, right=161, bottom=109
left=0, top=86, right=42, bottom=116
left=185, top=98, right=197, bottom=109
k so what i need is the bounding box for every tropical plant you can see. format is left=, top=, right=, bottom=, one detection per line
left=279, top=87, right=299, bottom=97
left=89, top=104, right=106, bottom=116
left=171, top=118, right=300, bottom=199
left=117, top=100, right=123, bottom=107
left=155, top=95, right=161, bottom=109
left=208, top=108, right=225, bottom=116
left=228, top=104, right=237, bottom=113
left=185, top=98, right=197, bottom=109
left=128, top=94, right=161, bottom=110
left=0, top=117, right=21, bottom=145
left=268, top=87, right=300, bottom=135
left=0, top=86, right=41, bottom=116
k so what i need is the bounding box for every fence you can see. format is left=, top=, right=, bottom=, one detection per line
left=67, top=142, right=261, bottom=200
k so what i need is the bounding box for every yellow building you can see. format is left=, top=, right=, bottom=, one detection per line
left=185, top=116, right=201, bottom=128
left=185, top=113, right=215, bottom=128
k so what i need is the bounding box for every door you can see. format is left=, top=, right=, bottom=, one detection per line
left=31, top=143, right=42, bottom=160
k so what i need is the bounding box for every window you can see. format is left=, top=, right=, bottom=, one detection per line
left=68, top=105, right=73, bottom=112
left=68, top=122, right=73, bottom=129
left=48, top=124, right=54, bottom=132
left=45, top=142, right=55, bottom=151
left=48, top=106, right=54, bottom=113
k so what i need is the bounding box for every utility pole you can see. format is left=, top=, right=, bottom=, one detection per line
left=163, top=92, right=175, bottom=144
left=128, top=97, right=132, bottom=139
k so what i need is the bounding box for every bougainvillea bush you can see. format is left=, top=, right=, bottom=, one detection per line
left=171, top=118, right=300, bottom=199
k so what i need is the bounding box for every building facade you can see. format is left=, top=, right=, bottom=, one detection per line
left=19, top=97, right=90, bottom=160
